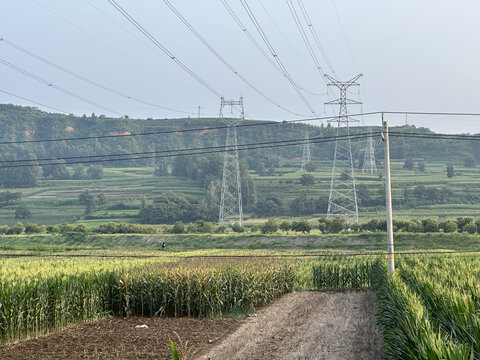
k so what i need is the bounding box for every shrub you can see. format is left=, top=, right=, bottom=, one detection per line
left=440, top=220, right=457, bottom=233
left=279, top=221, right=292, bottom=232
left=261, top=218, right=278, bottom=234
left=291, top=220, right=311, bottom=233
left=214, top=225, right=227, bottom=234
left=172, top=221, right=186, bottom=234
left=24, top=223, right=44, bottom=234
left=422, top=218, right=439, bottom=233
left=46, top=225, right=60, bottom=234
left=9, top=222, right=24, bottom=235
left=0, top=225, right=9, bottom=234
left=464, top=222, right=477, bottom=234
left=231, top=222, right=245, bottom=233
left=329, top=217, right=346, bottom=233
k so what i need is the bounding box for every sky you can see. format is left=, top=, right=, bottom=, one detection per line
left=1, top=0, right=480, bottom=133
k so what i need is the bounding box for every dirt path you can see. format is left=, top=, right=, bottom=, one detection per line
left=197, top=291, right=383, bottom=360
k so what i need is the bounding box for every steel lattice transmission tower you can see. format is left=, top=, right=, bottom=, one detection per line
left=301, top=130, right=312, bottom=171
left=218, top=97, right=244, bottom=226
left=325, top=74, right=362, bottom=222
left=362, top=129, right=377, bottom=173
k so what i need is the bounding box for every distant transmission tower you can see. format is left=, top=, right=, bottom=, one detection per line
left=325, top=74, right=362, bottom=222
left=218, top=97, right=244, bottom=226
left=362, top=129, right=377, bottom=173
left=301, top=130, right=312, bottom=171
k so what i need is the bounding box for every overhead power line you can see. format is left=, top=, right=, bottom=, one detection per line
left=0, top=111, right=383, bottom=146
left=297, top=0, right=336, bottom=75
left=220, top=0, right=322, bottom=102
left=0, top=57, right=121, bottom=116
left=0, top=110, right=479, bottom=146
left=0, top=37, right=193, bottom=115
left=240, top=0, right=319, bottom=116
left=107, top=0, right=222, bottom=99
left=0, top=132, right=374, bottom=169
left=162, top=0, right=303, bottom=117
left=0, top=89, right=68, bottom=114
left=285, top=0, right=326, bottom=77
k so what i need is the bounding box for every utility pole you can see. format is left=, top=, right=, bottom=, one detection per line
left=218, top=97, right=244, bottom=226
left=383, top=115, right=395, bottom=275
left=362, top=129, right=377, bottom=173
left=198, top=106, right=201, bottom=119
left=300, top=130, right=312, bottom=171
left=325, top=74, right=362, bottom=222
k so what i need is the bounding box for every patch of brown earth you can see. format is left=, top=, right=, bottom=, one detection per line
left=197, top=291, right=383, bottom=360
left=0, top=317, right=239, bottom=360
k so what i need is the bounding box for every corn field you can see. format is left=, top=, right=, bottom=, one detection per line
left=0, top=253, right=294, bottom=344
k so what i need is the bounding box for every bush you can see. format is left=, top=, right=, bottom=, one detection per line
left=464, top=222, right=477, bottom=234
left=250, top=224, right=260, bottom=233
left=329, top=217, right=346, bottom=233
left=172, top=221, right=186, bottom=234
left=422, top=218, right=439, bottom=233
left=46, top=225, right=60, bottom=234
left=291, top=220, right=311, bottom=233
left=407, top=220, right=423, bottom=233
left=0, top=225, right=9, bottom=234
left=8, top=222, right=24, bottom=235
left=214, top=225, right=227, bottom=234
left=261, top=218, right=278, bottom=234
left=440, top=220, right=457, bottom=233
left=231, top=222, right=245, bottom=233
left=24, top=223, right=44, bottom=234
left=279, top=221, right=292, bottom=232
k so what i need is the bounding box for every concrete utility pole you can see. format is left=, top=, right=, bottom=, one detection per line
left=218, top=97, right=244, bottom=226
left=383, top=116, right=395, bottom=275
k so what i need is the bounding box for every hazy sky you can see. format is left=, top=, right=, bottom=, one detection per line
left=2, top=1, right=480, bottom=133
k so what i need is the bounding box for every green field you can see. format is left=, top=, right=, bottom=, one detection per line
left=0, top=156, right=477, bottom=227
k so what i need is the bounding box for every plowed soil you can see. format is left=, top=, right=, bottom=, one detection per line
left=197, top=291, right=383, bottom=360
left=0, top=317, right=239, bottom=360
left=0, top=291, right=383, bottom=359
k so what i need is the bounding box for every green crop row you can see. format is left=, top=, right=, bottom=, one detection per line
left=0, top=261, right=294, bottom=344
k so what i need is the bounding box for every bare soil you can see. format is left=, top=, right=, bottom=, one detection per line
left=0, top=291, right=383, bottom=360
left=196, top=291, right=383, bottom=360
left=0, top=317, right=239, bottom=360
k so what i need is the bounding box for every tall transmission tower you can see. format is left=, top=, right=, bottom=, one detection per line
left=218, top=97, right=244, bottom=226
left=362, top=129, right=377, bottom=173
left=301, top=130, right=312, bottom=171
left=325, top=74, right=362, bottom=222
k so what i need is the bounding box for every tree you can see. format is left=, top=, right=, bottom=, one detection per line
left=418, top=161, right=426, bottom=173
left=422, top=218, right=439, bottom=232
left=291, top=220, right=312, bottom=233
left=15, top=204, right=32, bottom=220
left=9, top=222, right=24, bottom=235
left=97, top=192, right=107, bottom=206
left=255, top=193, right=284, bottom=216
left=78, top=190, right=96, bottom=215
left=87, top=165, right=104, bottom=179
left=42, top=159, right=70, bottom=179
left=299, top=174, right=315, bottom=188
left=172, top=221, right=186, bottom=234
left=356, top=184, right=371, bottom=205
left=440, top=220, right=457, bottom=233
left=305, top=162, right=317, bottom=172
left=231, top=222, right=245, bottom=233
left=446, top=165, right=455, bottom=178
left=329, top=217, right=346, bottom=233
left=72, top=164, right=85, bottom=180
left=261, top=218, right=278, bottom=234
left=403, top=158, right=414, bottom=170
left=279, top=220, right=292, bottom=232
